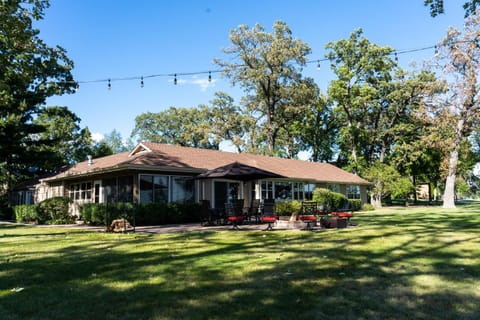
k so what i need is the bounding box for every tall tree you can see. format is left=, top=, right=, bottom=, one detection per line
left=214, top=20, right=311, bottom=156
left=33, top=106, right=93, bottom=170
left=0, top=0, right=75, bottom=199
left=298, top=93, right=338, bottom=162
left=433, top=10, right=480, bottom=208
left=131, top=106, right=219, bottom=149
left=326, top=29, right=396, bottom=172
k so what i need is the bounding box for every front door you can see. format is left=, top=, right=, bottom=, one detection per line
left=213, top=181, right=241, bottom=210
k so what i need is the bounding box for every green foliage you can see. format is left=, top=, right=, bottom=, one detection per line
left=348, top=199, right=362, bottom=211
left=14, top=205, right=39, bottom=223
left=312, top=188, right=348, bottom=210
left=361, top=203, right=375, bottom=211
left=364, top=162, right=414, bottom=207
left=36, top=197, right=74, bottom=224
left=80, top=202, right=201, bottom=226
left=0, top=0, right=76, bottom=195
left=214, top=20, right=314, bottom=156
left=275, top=200, right=302, bottom=215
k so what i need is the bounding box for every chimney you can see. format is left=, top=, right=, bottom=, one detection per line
left=87, top=155, right=93, bottom=166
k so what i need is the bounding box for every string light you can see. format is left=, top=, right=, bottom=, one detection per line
left=63, top=41, right=475, bottom=90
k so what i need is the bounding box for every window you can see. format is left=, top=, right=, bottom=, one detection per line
left=140, top=175, right=169, bottom=203
left=261, top=181, right=273, bottom=200
left=293, top=182, right=304, bottom=200
left=139, top=174, right=194, bottom=204
left=347, top=185, right=361, bottom=199
left=304, top=184, right=315, bottom=200
left=327, top=184, right=340, bottom=193
left=69, top=182, right=92, bottom=202
left=171, top=176, right=194, bottom=203
left=275, top=182, right=292, bottom=200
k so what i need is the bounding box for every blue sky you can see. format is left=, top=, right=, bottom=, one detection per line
left=38, top=0, right=466, bottom=143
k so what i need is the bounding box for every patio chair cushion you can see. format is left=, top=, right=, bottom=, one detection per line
left=227, top=216, right=245, bottom=222
left=261, top=216, right=277, bottom=223
left=299, top=215, right=317, bottom=221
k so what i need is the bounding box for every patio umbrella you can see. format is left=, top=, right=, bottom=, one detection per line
left=196, top=162, right=284, bottom=181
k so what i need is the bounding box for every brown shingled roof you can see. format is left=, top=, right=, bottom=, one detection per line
left=44, top=142, right=370, bottom=185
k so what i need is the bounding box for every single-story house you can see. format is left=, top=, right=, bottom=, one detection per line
left=13, top=142, right=370, bottom=214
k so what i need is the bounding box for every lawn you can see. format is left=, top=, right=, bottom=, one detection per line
left=1, top=203, right=479, bottom=320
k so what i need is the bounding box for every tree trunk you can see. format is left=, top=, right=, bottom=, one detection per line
left=370, top=193, right=382, bottom=208
left=443, top=149, right=458, bottom=208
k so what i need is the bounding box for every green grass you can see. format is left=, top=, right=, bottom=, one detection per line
left=1, top=203, right=480, bottom=320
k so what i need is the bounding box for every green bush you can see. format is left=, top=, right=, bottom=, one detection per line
left=275, top=200, right=302, bottom=215
left=80, top=202, right=201, bottom=226
left=14, top=205, right=38, bottom=223
left=348, top=199, right=362, bottom=211
left=362, top=203, right=375, bottom=211
left=312, top=188, right=348, bottom=210
left=37, top=197, right=74, bottom=224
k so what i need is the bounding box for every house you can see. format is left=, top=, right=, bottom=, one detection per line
left=13, top=142, right=370, bottom=214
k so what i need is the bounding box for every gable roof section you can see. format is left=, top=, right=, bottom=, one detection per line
left=43, top=142, right=370, bottom=185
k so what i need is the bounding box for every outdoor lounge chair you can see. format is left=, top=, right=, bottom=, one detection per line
left=225, top=202, right=245, bottom=229
left=299, top=201, right=318, bottom=230
left=260, top=200, right=277, bottom=231
left=330, top=200, right=354, bottom=225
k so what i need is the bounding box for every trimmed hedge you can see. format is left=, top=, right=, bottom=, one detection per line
left=275, top=200, right=302, bottom=215
left=37, top=197, right=75, bottom=224
left=80, top=202, right=202, bottom=226
left=14, top=205, right=38, bottom=223
left=312, top=188, right=361, bottom=211
left=312, top=188, right=348, bottom=210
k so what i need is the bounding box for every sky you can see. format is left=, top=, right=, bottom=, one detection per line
left=37, top=0, right=467, bottom=145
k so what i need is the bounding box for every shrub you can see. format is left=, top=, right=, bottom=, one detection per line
left=312, top=188, right=348, bottom=210
left=80, top=202, right=201, bottom=226
left=275, top=200, right=302, bottom=215
left=348, top=199, right=362, bottom=211
left=14, top=205, right=38, bottom=223
left=362, top=203, right=375, bottom=211
left=37, top=197, right=74, bottom=224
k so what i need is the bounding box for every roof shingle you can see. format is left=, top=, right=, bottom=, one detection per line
left=45, top=142, right=370, bottom=185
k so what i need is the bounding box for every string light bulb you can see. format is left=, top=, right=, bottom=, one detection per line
left=108, top=79, right=111, bottom=90
left=316, top=60, right=321, bottom=71
left=208, top=71, right=212, bottom=82
left=140, top=76, right=144, bottom=88
left=394, top=52, right=398, bottom=63
left=174, top=74, right=177, bottom=85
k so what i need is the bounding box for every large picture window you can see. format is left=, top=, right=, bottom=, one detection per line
left=171, top=176, right=194, bottom=203
left=261, top=181, right=305, bottom=201
left=139, top=174, right=194, bottom=204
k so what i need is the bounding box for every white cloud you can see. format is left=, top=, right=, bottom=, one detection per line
left=91, top=132, right=104, bottom=142
left=168, top=76, right=216, bottom=91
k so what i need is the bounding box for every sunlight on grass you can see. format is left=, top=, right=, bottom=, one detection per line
left=1, top=204, right=480, bottom=319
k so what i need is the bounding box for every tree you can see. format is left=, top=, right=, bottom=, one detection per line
left=0, top=0, right=75, bottom=200
left=32, top=106, right=94, bottom=170
left=101, top=129, right=132, bottom=154
left=131, top=106, right=219, bottom=149
left=424, top=0, right=480, bottom=17
left=433, top=10, right=480, bottom=208
left=326, top=29, right=396, bottom=171
left=363, top=162, right=415, bottom=207
left=214, top=20, right=312, bottom=156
